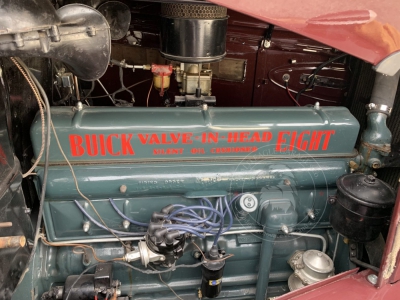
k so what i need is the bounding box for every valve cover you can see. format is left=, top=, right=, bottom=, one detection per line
left=30, top=106, right=359, bottom=241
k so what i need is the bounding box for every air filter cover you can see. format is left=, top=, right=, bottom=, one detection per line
left=160, top=3, right=228, bottom=63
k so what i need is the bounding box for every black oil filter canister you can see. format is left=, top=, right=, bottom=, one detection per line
left=201, top=245, right=225, bottom=298
left=330, top=174, right=396, bottom=242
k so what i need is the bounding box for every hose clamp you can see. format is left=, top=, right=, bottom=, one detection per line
left=366, top=103, right=392, bottom=115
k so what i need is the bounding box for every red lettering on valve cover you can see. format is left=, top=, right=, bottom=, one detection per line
left=69, top=130, right=336, bottom=157
left=138, top=133, right=193, bottom=145
left=70, top=134, right=135, bottom=157
left=121, top=134, right=135, bottom=155
left=107, top=134, right=120, bottom=156
left=86, top=135, right=98, bottom=156
left=276, top=130, right=336, bottom=152
left=70, top=135, right=84, bottom=157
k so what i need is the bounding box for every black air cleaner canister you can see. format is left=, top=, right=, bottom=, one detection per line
left=330, top=174, right=395, bottom=242
left=160, top=3, right=228, bottom=63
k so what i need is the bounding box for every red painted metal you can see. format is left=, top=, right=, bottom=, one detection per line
left=276, top=269, right=399, bottom=300
left=209, top=0, right=400, bottom=66
left=101, top=7, right=350, bottom=107
left=377, top=183, right=400, bottom=287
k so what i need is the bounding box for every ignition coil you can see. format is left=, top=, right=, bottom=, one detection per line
left=201, top=245, right=225, bottom=298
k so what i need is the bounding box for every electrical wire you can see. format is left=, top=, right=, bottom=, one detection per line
left=115, top=260, right=204, bottom=274
left=295, top=53, right=347, bottom=103
left=213, top=198, right=225, bottom=245
left=50, top=120, right=130, bottom=250
left=87, top=78, right=151, bottom=99
left=11, top=57, right=51, bottom=286
left=64, top=262, right=102, bottom=300
left=191, top=240, right=234, bottom=262
left=81, top=192, right=244, bottom=246
left=74, top=200, right=145, bottom=236
left=96, top=79, right=116, bottom=105
left=148, top=264, right=185, bottom=300
left=146, top=80, right=153, bottom=107
left=11, top=59, right=46, bottom=178
left=81, top=80, right=95, bottom=102
left=157, top=272, right=184, bottom=300
left=64, top=259, right=205, bottom=300
left=15, top=61, right=130, bottom=249
left=285, top=82, right=301, bottom=106
left=53, top=89, right=72, bottom=106
left=109, top=198, right=148, bottom=227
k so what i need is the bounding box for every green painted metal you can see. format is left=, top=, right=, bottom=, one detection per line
left=13, top=231, right=331, bottom=300
left=42, top=186, right=335, bottom=241
left=37, top=158, right=350, bottom=199
left=22, top=106, right=360, bottom=299
left=359, top=112, right=392, bottom=172
left=30, top=106, right=360, bottom=163
left=30, top=106, right=358, bottom=242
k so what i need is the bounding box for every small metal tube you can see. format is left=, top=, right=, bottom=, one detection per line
left=288, top=232, right=327, bottom=253
left=0, top=222, right=12, bottom=228
left=73, top=76, right=80, bottom=101
left=0, top=236, right=26, bottom=249
left=350, top=256, right=380, bottom=273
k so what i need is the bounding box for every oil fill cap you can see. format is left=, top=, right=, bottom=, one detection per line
left=239, top=194, right=258, bottom=213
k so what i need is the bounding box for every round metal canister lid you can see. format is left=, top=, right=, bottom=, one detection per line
left=336, top=174, right=396, bottom=209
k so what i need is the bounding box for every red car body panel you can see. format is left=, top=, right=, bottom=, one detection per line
left=210, top=0, right=400, bottom=66
left=276, top=269, right=398, bottom=300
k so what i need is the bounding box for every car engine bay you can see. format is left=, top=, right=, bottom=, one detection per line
left=0, top=1, right=400, bottom=300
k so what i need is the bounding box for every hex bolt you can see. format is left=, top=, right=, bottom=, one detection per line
left=281, top=225, right=289, bottom=234
left=193, top=251, right=202, bottom=259
left=284, top=179, right=291, bottom=186
left=263, top=40, right=271, bottom=48
left=282, top=74, right=290, bottom=82
left=372, top=162, right=381, bottom=169
left=83, top=221, right=90, bottom=233
left=13, top=33, right=24, bottom=48
left=120, top=185, right=127, bottom=193
left=307, top=210, right=316, bottom=220
left=202, top=103, right=208, bottom=111
left=314, top=102, right=320, bottom=110
left=367, top=274, right=378, bottom=285
left=76, top=101, right=83, bottom=111
left=328, top=196, right=336, bottom=204
left=24, top=208, right=31, bottom=215
left=122, top=220, right=130, bottom=230
left=112, top=280, right=121, bottom=287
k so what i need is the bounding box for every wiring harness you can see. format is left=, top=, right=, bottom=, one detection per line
left=75, top=194, right=243, bottom=245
